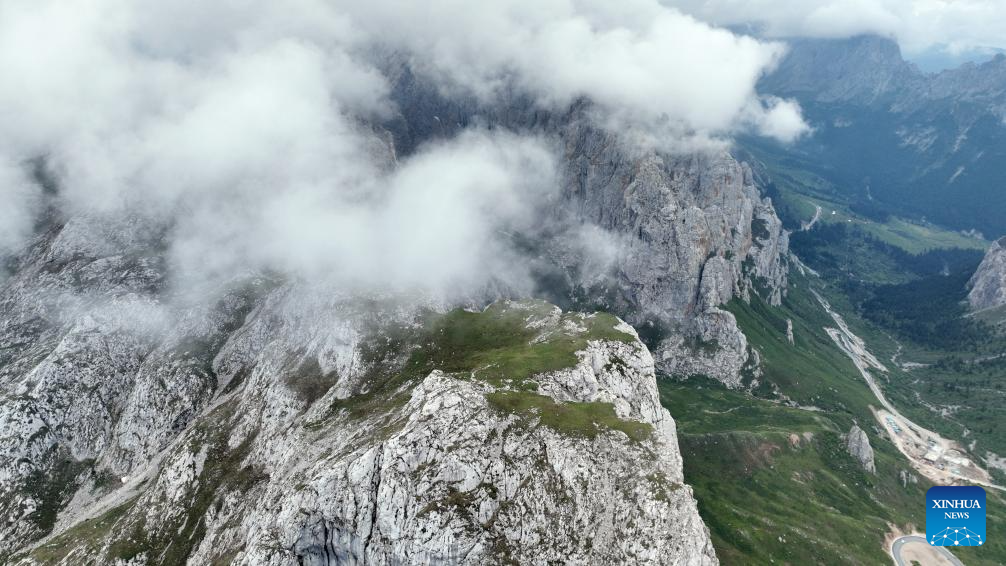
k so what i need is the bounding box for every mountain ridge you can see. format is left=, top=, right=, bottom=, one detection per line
left=760, top=34, right=1006, bottom=236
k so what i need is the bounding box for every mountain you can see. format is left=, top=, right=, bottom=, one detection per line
left=7, top=297, right=717, bottom=565
left=0, top=61, right=794, bottom=563
left=383, top=65, right=790, bottom=387
left=760, top=35, right=1006, bottom=236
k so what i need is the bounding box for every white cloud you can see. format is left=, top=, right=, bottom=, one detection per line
left=748, top=98, right=811, bottom=143
left=0, top=0, right=805, bottom=299
left=167, top=130, right=556, bottom=297
left=0, top=158, right=40, bottom=256
left=339, top=0, right=808, bottom=144
left=665, top=0, right=1006, bottom=56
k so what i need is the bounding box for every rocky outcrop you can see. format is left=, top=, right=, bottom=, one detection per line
left=4, top=293, right=717, bottom=565
left=969, top=236, right=1006, bottom=311
left=0, top=200, right=719, bottom=562
left=384, top=66, right=791, bottom=387
left=555, top=133, right=789, bottom=386
left=846, top=424, right=876, bottom=474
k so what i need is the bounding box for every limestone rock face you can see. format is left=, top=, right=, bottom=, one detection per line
left=0, top=203, right=718, bottom=563
left=969, top=237, right=1006, bottom=311
left=0, top=61, right=795, bottom=563
left=846, top=424, right=876, bottom=474
left=384, top=71, right=791, bottom=386
left=558, top=135, right=789, bottom=386
left=0, top=257, right=717, bottom=565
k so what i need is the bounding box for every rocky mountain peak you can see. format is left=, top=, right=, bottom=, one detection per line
left=2, top=293, right=718, bottom=564
left=0, top=57, right=791, bottom=565
left=761, top=34, right=920, bottom=104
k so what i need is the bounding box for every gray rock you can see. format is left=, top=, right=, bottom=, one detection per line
left=846, top=424, right=876, bottom=474
left=560, top=145, right=789, bottom=385
left=3, top=296, right=718, bottom=565
left=968, top=236, right=1006, bottom=311
left=0, top=60, right=795, bottom=561
left=383, top=66, right=791, bottom=387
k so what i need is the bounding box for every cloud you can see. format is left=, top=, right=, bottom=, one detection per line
left=665, top=0, right=1006, bottom=56
left=167, top=130, right=556, bottom=297
left=747, top=98, right=811, bottom=143
left=0, top=0, right=804, bottom=300
left=339, top=0, right=808, bottom=145
left=0, top=158, right=40, bottom=257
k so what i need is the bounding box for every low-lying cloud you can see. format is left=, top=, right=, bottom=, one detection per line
left=0, top=0, right=806, bottom=298
left=666, top=0, right=1006, bottom=57
left=344, top=0, right=808, bottom=147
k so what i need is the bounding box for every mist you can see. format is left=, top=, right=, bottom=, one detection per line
left=665, top=0, right=1006, bottom=57
left=0, top=0, right=807, bottom=302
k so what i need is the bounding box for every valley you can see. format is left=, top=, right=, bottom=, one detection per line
left=815, top=288, right=996, bottom=489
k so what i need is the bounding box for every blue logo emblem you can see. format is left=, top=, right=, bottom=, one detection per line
left=927, top=486, right=986, bottom=547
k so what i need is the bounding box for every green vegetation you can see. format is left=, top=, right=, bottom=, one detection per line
left=665, top=279, right=1006, bottom=564
left=745, top=137, right=986, bottom=253
left=746, top=135, right=1006, bottom=461
left=26, top=497, right=139, bottom=564
left=776, top=204, right=1006, bottom=456
left=661, top=378, right=932, bottom=565
left=24, top=400, right=267, bottom=566
left=805, top=248, right=1006, bottom=457
left=725, top=278, right=879, bottom=415
left=309, top=300, right=637, bottom=430
left=855, top=268, right=991, bottom=350
left=741, top=106, right=1006, bottom=238
left=726, top=125, right=1006, bottom=564
left=284, top=356, right=339, bottom=404
left=670, top=277, right=938, bottom=564
left=487, top=390, right=652, bottom=442
left=406, top=301, right=633, bottom=388
left=21, top=453, right=92, bottom=535
left=790, top=222, right=986, bottom=286
left=657, top=376, right=829, bottom=435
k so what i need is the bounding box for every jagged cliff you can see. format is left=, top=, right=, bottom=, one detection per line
left=2, top=259, right=716, bottom=564
left=0, top=59, right=792, bottom=564
left=386, top=68, right=790, bottom=385
left=969, top=236, right=1006, bottom=311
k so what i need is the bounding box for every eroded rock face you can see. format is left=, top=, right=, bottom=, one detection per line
left=555, top=134, right=789, bottom=386
left=5, top=296, right=717, bottom=565
left=846, top=424, right=876, bottom=474
left=0, top=62, right=791, bottom=562
left=384, top=67, right=791, bottom=387
left=968, top=237, right=1006, bottom=311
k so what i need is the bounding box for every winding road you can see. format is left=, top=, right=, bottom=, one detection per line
left=812, top=290, right=1004, bottom=491
left=801, top=204, right=823, bottom=231
left=892, top=535, right=963, bottom=566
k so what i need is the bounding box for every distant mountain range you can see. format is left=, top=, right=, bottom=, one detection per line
left=759, top=35, right=1006, bottom=238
